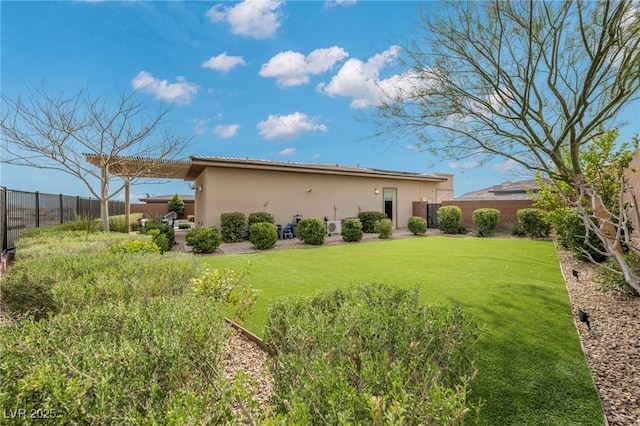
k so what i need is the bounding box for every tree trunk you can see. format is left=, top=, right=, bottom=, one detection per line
left=101, top=165, right=110, bottom=233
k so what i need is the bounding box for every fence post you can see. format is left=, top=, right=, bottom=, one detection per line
left=59, top=193, right=64, bottom=224
left=35, top=191, right=40, bottom=228
left=1, top=187, right=6, bottom=253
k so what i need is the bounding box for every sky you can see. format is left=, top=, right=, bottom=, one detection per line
left=1, top=0, right=639, bottom=203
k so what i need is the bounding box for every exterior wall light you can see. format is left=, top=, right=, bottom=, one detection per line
left=374, top=188, right=380, bottom=194
left=198, top=185, right=203, bottom=192
left=306, top=188, right=312, bottom=192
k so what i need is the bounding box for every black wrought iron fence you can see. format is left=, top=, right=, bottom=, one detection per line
left=1, top=187, right=125, bottom=252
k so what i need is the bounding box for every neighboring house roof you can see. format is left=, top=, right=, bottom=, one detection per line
left=138, top=194, right=195, bottom=204
left=186, top=156, right=451, bottom=182
left=457, top=179, right=540, bottom=200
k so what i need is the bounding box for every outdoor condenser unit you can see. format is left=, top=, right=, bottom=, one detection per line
left=326, top=221, right=342, bottom=236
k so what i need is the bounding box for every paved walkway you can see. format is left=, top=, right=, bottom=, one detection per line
left=173, top=228, right=442, bottom=255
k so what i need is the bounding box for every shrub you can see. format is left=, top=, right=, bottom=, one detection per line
left=408, top=216, right=427, bottom=235
left=148, top=229, right=170, bottom=253
left=341, top=218, right=363, bottom=242
left=374, top=218, right=393, bottom=239
left=549, top=208, right=607, bottom=262
left=505, top=222, right=527, bottom=237
left=358, top=211, right=388, bottom=233
left=296, top=218, right=326, bottom=245
left=249, top=222, right=278, bottom=250
left=594, top=253, right=640, bottom=296
left=139, top=217, right=175, bottom=248
left=185, top=226, right=221, bottom=253
left=472, top=208, right=500, bottom=237
left=167, top=194, right=185, bottom=217
left=263, top=283, right=481, bottom=425
left=0, top=296, right=255, bottom=424
left=109, top=240, right=160, bottom=255
left=178, top=222, right=192, bottom=229
left=517, top=208, right=552, bottom=238
left=438, top=205, right=462, bottom=234
left=220, top=212, right=246, bottom=243
left=68, top=213, right=101, bottom=233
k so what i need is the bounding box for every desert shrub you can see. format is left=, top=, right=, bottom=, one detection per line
left=549, top=208, right=608, bottom=262
left=517, top=208, right=552, bottom=238
left=167, top=194, right=185, bottom=217
left=140, top=217, right=175, bottom=248
left=505, top=222, right=527, bottom=237
left=0, top=296, right=259, bottom=424
left=148, top=229, right=170, bottom=253
left=249, top=222, right=278, bottom=250
left=438, top=205, right=462, bottom=234
left=358, top=211, right=388, bottom=233
left=185, top=226, right=221, bottom=253
left=248, top=212, right=275, bottom=227
left=407, top=216, right=427, bottom=235
left=220, top=212, right=246, bottom=243
left=109, top=240, right=160, bottom=255
left=594, top=253, right=640, bottom=296
left=68, top=213, right=101, bottom=233
left=190, top=267, right=259, bottom=323
left=263, top=283, right=481, bottom=425
left=374, top=218, right=393, bottom=239
left=1, top=248, right=199, bottom=320
left=108, top=213, right=142, bottom=233
left=472, top=208, right=500, bottom=237
left=341, top=218, right=363, bottom=242
left=296, top=218, right=326, bottom=245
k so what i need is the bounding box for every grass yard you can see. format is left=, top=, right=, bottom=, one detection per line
left=202, top=236, right=604, bottom=426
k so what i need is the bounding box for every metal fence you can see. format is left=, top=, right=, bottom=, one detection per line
left=1, top=187, right=125, bottom=252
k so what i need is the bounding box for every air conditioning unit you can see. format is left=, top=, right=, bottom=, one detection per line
left=326, top=220, right=342, bottom=236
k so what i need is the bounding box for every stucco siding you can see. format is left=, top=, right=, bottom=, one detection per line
left=193, top=167, right=452, bottom=228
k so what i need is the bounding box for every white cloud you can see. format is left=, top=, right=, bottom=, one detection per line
left=213, top=124, right=240, bottom=138
left=318, top=45, right=401, bottom=108
left=448, top=160, right=481, bottom=170
left=279, top=148, right=296, bottom=156
left=493, top=158, right=523, bottom=173
left=202, top=52, right=247, bottom=72
left=191, top=118, right=211, bottom=135
left=257, top=112, right=328, bottom=140
left=260, top=46, right=348, bottom=87
left=325, top=0, right=356, bottom=8
left=206, top=0, right=284, bottom=39
left=131, top=71, right=199, bottom=106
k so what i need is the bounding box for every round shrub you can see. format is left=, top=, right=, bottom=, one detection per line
left=517, top=208, right=552, bottom=238
left=249, top=222, right=278, bottom=250
left=220, top=212, right=246, bottom=243
left=358, top=211, right=388, bottom=233
left=472, top=208, right=500, bottom=237
left=374, top=218, right=393, bottom=239
left=140, top=217, right=175, bottom=247
left=109, top=240, right=160, bottom=255
left=147, top=229, right=170, bottom=253
left=341, top=218, right=363, bottom=242
left=297, top=218, right=326, bottom=245
left=185, top=226, right=221, bottom=253
left=408, top=216, right=427, bottom=235
left=595, top=253, right=640, bottom=296
left=437, top=205, right=462, bottom=234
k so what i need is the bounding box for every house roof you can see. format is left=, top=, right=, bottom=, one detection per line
left=138, top=194, right=195, bottom=203
left=456, top=179, right=541, bottom=200
left=186, top=156, right=450, bottom=182
left=84, top=154, right=191, bottom=179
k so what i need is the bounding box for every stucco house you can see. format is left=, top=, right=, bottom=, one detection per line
left=186, top=157, right=454, bottom=230
left=85, top=154, right=454, bottom=230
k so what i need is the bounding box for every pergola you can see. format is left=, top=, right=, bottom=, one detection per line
left=84, top=154, right=192, bottom=229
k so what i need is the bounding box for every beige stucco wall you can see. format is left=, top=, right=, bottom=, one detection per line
left=193, top=167, right=453, bottom=229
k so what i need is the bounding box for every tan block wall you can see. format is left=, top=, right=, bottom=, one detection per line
left=193, top=167, right=453, bottom=229
left=441, top=199, right=534, bottom=229
left=130, top=203, right=194, bottom=219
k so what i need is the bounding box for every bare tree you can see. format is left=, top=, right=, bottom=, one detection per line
left=373, top=0, right=640, bottom=293
left=1, top=84, right=192, bottom=232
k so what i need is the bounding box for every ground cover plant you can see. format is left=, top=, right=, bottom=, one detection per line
left=264, top=283, right=481, bottom=424
left=203, top=237, right=604, bottom=426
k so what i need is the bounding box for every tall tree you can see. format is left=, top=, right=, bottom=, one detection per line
left=373, top=0, right=640, bottom=293
left=1, top=85, right=192, bottom=232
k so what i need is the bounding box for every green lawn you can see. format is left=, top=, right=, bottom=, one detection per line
left=202, top=236, right=604, bottom=425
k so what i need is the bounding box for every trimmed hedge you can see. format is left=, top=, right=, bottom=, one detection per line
left=249, top=222, right=278, bottom=250
left=220, top=212, right=246, bottom=243
left=185, top=226, right=221, bottom=253
left=438, top=205, right=462, bottom=234
left=472, top=208, right=500, bottom=237
left=517, top=208, right=551, bottom=238
left=408, top=216, right=427, bottom=235
left=374, top=218, right=393, bottom=239
left=358, top=211, right=388, bottom=233
left=296, top=218, right=326, bottom=245
left=341, top=218, right=363, bottom=242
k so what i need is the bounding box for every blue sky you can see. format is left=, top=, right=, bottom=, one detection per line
left=2, top=0, right=639, bottom=202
